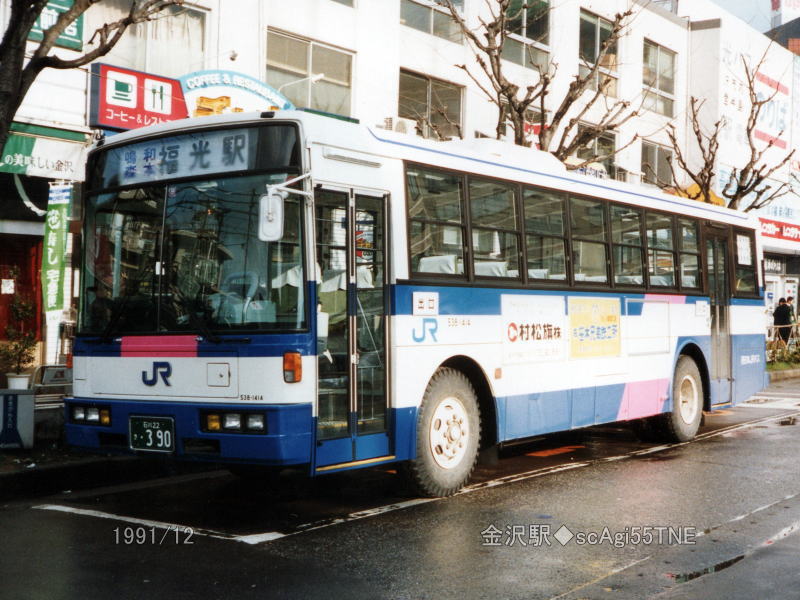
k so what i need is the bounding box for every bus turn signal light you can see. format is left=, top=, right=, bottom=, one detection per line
left=283, top=351, right=302, bottom=383
left=206, top=414, right=221, bottom=431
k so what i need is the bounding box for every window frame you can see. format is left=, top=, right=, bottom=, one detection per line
left=731, top=227, right=759, bottom=298
left=578, top=9, right=619, bottom=98
left=400, top=0, right=464, bottom=43
left=403, top=161, right=759, bottom=300
left=503, top=0, right=550, bottom=72
left=406, top=163, right=468, bottom=280
left=266, top=30, right=354, bottom=116
left=641, top=141, right=673, bottom=186
left=576, top=126, right=617, bottom=179
left=642, top=39, right=676, bottom=117
left=467, top=177, right=523, bottom=281
left=399, top=69, right=464, bottom=140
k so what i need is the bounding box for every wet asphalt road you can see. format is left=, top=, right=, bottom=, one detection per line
left=2, top=383, right=800, bottom=599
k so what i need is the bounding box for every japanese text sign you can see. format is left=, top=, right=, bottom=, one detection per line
left=28, top=0, right=83, bottom=51
left=568, top=297, right=621, bottom=359
left=41, top=184, right=71, bottom=313
left=90, top=63, right=188, bottom=131
left=117, top=127, right=254, bottom=186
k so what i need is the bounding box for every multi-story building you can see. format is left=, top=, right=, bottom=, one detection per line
left=1, top=0, right=798, bottom=378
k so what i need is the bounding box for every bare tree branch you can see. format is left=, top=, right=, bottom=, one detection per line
left=0, top=0, right=185, bottom=155
left=438, top=1, right=640, bottom=170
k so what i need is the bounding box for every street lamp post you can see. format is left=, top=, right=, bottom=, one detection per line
left=277, top=73, right=325, bottom=94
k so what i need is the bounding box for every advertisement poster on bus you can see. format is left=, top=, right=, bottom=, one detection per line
left=568, top=297, right=621, bottom=359
left=501, top=295, right=565, bottom=364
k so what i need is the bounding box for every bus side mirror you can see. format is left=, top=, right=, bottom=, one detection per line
left=258, top=191, right=284, bottom=241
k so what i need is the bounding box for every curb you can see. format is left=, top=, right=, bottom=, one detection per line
left=0, top=454, right=213, bottom=502
left=768, top=368, right=800, bottom=382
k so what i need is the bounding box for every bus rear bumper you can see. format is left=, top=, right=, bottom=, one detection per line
left=64, top=398, right=313, bottom=466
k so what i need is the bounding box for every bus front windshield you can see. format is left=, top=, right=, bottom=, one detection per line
left=80, top=173, right=306, bottom=336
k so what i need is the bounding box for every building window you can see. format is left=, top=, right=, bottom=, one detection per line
left=400, top=0, right=463, bottom=43
left=643, top=40, right=675, bottom=117
left=88, top=1, right=206, bottom=78
left=578, top=10, right=617, bottom=97
left=641, top=141, right=672, bottom=186
left=399, top=70, right=463, bottom=139
left=266, top=31, right=353, bottom=117
left=576, top=128, right=616, bottom=178
left=651, top=0, right=677, bottom=14
left=502, top=0, right=549, bottom=71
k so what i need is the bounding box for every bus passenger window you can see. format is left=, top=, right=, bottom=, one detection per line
left=611, top=205, right=644, bottom=286
left=570, top=197, right=608, bottom=283
left=646, top=212, right=676, bottom=287
left=524, top=188, right=567, bottom=280
left=734, top=232, right=757, bottom=294
left=407, top=167, right=466, bottom=276
left=678, top=218, right=701, bottom=289
left=469, top=179, right=520, bottom=279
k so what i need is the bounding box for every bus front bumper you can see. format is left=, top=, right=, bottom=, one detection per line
left=64, top=398, right=313, bottom=466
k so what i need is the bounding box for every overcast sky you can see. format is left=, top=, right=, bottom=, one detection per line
left=709, top=0, right=772, bottom=32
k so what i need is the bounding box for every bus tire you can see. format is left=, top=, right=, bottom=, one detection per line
left=402, top=368, right=481, bottom=497
left=658, top=356, right=703, bottom=443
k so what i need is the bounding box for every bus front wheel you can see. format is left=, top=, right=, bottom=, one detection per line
left=659, top=356, right=704, bottom=443
left=402, top=368, right=481, bottom=497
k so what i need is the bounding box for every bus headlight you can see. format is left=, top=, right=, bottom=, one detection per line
left=223, top=413, right=242, bottom=430
left=72, top=406, right=86, bottom=421
left=86, top=407, right=100, bottom=422
left=246, top=414, right=265, bottom=431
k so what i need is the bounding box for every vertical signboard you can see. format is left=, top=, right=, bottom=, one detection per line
left=41, top=184, right=71, bottom=314
left=27, top=0, right=83, bottom=51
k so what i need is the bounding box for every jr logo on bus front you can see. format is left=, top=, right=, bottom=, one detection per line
left=142, top=362, right=172, bottom=386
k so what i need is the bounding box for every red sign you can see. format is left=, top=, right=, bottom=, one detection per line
left=90, top=63, right=188, bottom=131
left=760, top=217, right=800, bottom=242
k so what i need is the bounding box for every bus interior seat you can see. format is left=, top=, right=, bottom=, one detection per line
left=419, top=254, right=457, bottom=274
left=474, top=261, right=508, bottom=277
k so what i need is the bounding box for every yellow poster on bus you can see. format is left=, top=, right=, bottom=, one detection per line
left=568, top=297, right=621, bottom=358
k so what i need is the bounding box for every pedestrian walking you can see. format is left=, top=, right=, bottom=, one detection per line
left=773, top=297, right=792, bottom=347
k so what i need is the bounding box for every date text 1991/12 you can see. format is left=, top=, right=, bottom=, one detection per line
left=114, top=526, right=194, bottom=545
left=240, top=394, right=264, bottom=401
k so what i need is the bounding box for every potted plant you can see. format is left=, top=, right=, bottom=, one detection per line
left=1, top=288, right=37, bottom=390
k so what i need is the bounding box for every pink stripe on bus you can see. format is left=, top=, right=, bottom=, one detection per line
left=120, top=335, right=198, bottom=357
left=643, top=294, right=686, bottom=304
left=619, top=378, right=670, bottom=421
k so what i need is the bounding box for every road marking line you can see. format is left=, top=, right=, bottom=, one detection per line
left=34, top=408, right=800, bottom=546
left=547, top=555, right=653, bottom=600
left=33, top=504, right=236, bottom=542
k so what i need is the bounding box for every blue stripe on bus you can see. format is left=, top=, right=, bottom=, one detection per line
left=368, top=129, right=750, bottom=222
left=392, top=284, right=711, bottom=316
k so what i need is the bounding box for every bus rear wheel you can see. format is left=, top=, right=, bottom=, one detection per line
left=401, top=368, right=481, bottom=497
left=656, top=356, right=703, bottom=443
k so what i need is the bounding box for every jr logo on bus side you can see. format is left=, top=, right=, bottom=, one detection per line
left=412, top=318, right=439, bottom=343
left=142, top=362, right=172, bottom=386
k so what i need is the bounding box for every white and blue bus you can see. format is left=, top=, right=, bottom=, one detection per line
left=66, top=110, right=767, bottom=496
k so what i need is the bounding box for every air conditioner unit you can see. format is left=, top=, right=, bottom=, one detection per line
left=393, top=117, right=418, bottom=134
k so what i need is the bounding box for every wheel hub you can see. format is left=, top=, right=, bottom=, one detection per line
left=429, top=397, right=469, bottom=469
